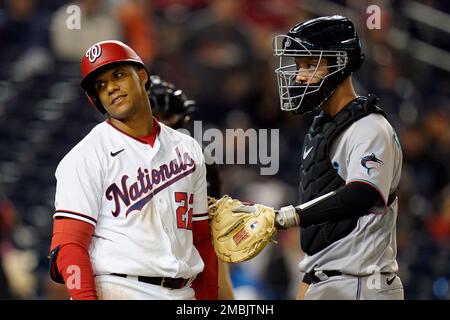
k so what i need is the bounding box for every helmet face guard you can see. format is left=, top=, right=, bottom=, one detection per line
left=273, top=35, right=349, bottom=114
left=272, top=15, right=364, bottom=115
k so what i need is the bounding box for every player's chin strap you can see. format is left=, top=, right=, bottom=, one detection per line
left=275, top=191, right=337, bottom=229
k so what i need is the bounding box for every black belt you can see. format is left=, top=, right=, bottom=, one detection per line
left=111, top=273, right=191, bottom=289
left=303, top=270, right=395, bottom=284
left=303, top=270, right=342, bottom=284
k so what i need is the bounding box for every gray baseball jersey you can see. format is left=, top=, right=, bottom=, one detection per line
left=298, top=113, right=403, bottom=276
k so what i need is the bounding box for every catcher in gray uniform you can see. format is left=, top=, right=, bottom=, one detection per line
left=269, top=15, right=404, bottom=300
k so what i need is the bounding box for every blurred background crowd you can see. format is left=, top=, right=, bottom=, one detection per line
left=0, top=0, right=448, bottom=300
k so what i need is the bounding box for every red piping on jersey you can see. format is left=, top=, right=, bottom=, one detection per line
left=106, top=117, right=160, bottom=147
left=54, top=210, right=97, bottom=224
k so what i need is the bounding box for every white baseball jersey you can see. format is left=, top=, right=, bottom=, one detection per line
left=299, top=113, right=403, bottom=275
left=54, top=119, right=208, bottom=279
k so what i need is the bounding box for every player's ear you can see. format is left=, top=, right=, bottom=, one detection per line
left=137, top=68, right=148, bottom=88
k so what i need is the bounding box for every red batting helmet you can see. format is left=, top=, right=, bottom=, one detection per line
left=80, top=40, right=150, bottom=114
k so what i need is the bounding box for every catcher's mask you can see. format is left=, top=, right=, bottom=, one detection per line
left=148, top=75, right=197, bottom=129
left=273, top=15, right=364, bottom=114
left=80, top=40, right=150, bottom=114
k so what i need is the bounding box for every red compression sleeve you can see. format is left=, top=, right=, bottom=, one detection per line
left=192, top=219, right=218, bottom=300
left=50, top=218, right=97, bottom=300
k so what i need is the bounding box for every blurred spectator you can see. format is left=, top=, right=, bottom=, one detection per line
left=263, top=228, right=303, bottom=300
left=0, top=189, right=15, bottom=299
left=0, top=0, right=52, bottom=81
left=400, top=125, right=449, bottom=200
left=242, top=0, right=297, bottom=31
left=423, top=107, right=450, bottom=161
left=0, top=188, right=38, bottom=299
left=42, top=276, right=70, bottom=300
left=229, top=263, right=272, bottom=300
left=0, top=0, right=47, bottom=60
left=180, top=0, right=259, bottom=125
left=427, top=186, right=450, bottom=244
left=2, top=247, right=38, bottom=299
left=114, top=0, right=157, bottom=65
left=50, top=0, right=122, bottom=62
left=152, top=0, right=208, bottom=12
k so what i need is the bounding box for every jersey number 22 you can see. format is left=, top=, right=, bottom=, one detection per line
left=175, top=192, right=193, bottom=230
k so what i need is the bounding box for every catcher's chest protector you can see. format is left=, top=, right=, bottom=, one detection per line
left=299, top=94, right=386, bottom=255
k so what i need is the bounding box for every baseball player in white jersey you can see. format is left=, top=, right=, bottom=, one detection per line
left=48, top=40, right=218, bottom=300
left=266, top=15, right=404, bottom=299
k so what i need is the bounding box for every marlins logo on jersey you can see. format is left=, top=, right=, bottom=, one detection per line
left=361, top=153, right=384, bottom=175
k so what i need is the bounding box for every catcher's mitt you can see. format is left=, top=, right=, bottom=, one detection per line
left=208, top=195, right=277, bottom=263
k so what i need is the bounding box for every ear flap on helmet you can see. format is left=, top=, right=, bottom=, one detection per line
left=83, top=91, right=106, bottom=114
